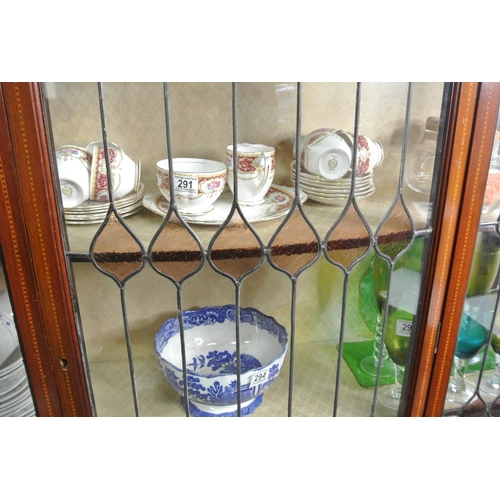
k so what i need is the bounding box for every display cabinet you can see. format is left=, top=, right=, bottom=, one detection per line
left=1, top=82, right=499, bottom=417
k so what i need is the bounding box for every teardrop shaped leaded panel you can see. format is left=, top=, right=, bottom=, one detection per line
left=149, top=211, right=204, bottom=284
left=208, top=213, right=263, bottom=281
left=269, top=206, right=320, bottom=277
left=325, top=205, right=371, bottom=269
left=91, top=211, right=144, bottom=284
left=376, top=197, right=413, bottom=261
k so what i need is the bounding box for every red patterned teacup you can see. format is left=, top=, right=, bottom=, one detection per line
left=86, top=142, right=139, bottom=202
left=335, top=131, right=384, bottom=176
left=156, top=158, right=226, bottom=214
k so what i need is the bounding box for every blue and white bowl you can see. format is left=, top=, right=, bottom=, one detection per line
left=154, top=305, right=288, bottom=417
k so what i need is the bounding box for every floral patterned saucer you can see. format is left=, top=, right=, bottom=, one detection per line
left=142, top=185, right=307, bottom=225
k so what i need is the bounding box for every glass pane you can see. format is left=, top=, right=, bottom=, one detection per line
left=44, top=82, right=447, bottom=417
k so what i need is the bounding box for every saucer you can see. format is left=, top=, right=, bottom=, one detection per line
left=291, top=170, right=373, bottom=189
left=297, top=182, right=375, bottom=197
left=290, top=160, right=369, bottom=183
left=306, top=186, right=375, bottom=204
left=143, top=185, right=307, bottom=225
left=63, top=182, right=144, bottom=224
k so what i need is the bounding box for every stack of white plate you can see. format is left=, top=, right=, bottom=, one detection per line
left=0, top=291, right=35, bottom=417
left=64, top=182, right=145, bottom=224
left=290, top=161, right=375, bottom=205
left=0, top=348, right=35, bottom=417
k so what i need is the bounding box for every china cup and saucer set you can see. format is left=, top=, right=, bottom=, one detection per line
left=55, top=128, right=383, bottom=225
left=290, top=128, right=383, bottom=204
left=144, top=128, right=384, bottom=223
left=144, top=143, right=307, bottom=225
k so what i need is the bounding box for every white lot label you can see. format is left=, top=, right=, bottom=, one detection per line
left=174, top=175, right=198, bottom=194
left=249, top=368, right=270, bottom=388
left=396, top=319, right=413, bottom=337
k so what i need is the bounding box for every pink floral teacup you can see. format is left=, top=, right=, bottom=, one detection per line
left=335, top=131, right=384, bottom=176
left=86, top=142, right=139, bottom=202
left=225, top=143, right=275, bottom=205
left=55, top=145, right=92, bottom=208
left=156, top=158, right=227, bottom=214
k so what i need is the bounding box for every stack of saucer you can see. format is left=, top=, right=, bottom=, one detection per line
left=63, top=182, right=145, bottom=224
left=290, top=161, right=375, bottom=204
left=0, top=291, right=35, bottom=417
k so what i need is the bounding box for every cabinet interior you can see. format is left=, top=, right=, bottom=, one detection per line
left=45, top=82, right=445, bottom=417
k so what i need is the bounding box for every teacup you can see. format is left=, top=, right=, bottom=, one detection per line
left=294, top=127, right=339, bottom=172
left=55, top=146, right=91, bottom=208
left=336, top=131, right=384, bottom=176
left=225, top=143, right=275, bottom=205
left=156, top=158, right=226, bottom=214
left=302, top=132, right=352, bottom=180
left=86, top=142, right=140, bottom=202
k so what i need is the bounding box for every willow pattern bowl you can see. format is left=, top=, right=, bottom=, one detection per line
left=154, top=305, right=288, bottom=417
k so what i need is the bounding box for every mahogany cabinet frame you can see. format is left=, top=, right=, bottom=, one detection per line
left=0, top=82, right=92, bottom=416
left=421, top=82, right=500, bottom=416
left=0, top=81, right=497, bottom=417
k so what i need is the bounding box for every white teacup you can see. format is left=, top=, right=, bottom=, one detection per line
left=86, top=142, right=140, bottom=202
left=225, top=143, right=275, bottom=205
left=294, top=128, right=338, bottom=170
left=336, top=131, right=384, bottom=176
left=302, top=132, right=352, bottom=180
left=56, top=146, right=92, bottom=208
left=156, top=158, right=227, bottom=214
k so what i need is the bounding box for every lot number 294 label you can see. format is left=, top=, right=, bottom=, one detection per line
left=249, top=368, right=270, bottom=388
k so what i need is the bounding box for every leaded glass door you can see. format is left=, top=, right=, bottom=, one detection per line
left=2, top=81, right=490, bottom=417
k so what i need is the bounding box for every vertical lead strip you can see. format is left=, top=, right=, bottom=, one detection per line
left=120, top=288, right=140, bottom=416
left=288, top=279, right=297, bottom=416
left=95, top=83, right=141, bottom=416
left=288, top=83, right=303, bottom=416
left=177, top=286, right=190, bottom=417
left=332, top=83, right=363, bottom=417
left=235, top=284, right=242, bottom=417
left=163, top=83, right=190, bottom=416
left=294, top=83, right=302, bottom=199
left=370, top=83, right=415, bottom=417
left=333, top=274, right=350, bottom=416
left=232, top=83, right=242, bottom=417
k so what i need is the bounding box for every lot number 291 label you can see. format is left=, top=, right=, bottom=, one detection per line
left=173, top=175, right=198, bottom=195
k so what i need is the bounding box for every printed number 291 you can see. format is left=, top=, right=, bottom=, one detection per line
left=177, top=179, right=193, bottom=189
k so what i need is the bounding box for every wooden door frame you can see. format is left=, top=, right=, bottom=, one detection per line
left=0, top=82, right=93, bottom=416
left=422, top=82, right=500, bottom=416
